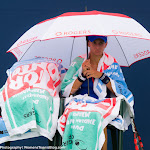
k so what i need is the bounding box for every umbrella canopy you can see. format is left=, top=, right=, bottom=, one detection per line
left=7, top=10, right=150, bottom=68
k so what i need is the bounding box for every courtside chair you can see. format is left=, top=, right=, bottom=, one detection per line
left=55, top=93, right=124, bottom=150
left=0, top=98, right=124, bottom=150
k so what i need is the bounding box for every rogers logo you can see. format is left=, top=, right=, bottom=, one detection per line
left=55, top=30, right=91, bottom=36
left=17, top=36, right=38, bottom=47
left=112, top=30, right=118, bottom=34
left=112, top=30, right=142, bottom=37
left=55, top=32, right=62, bottom=36
left=134, top=50, right=150, bottom=59
left=35, top=56, right=62, bottom=63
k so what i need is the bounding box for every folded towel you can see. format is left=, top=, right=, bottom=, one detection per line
left=0, top=58, right=66, bottom=144
left=58, top=94, right=125, bottom=150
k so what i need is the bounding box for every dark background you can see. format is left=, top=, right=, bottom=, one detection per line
left=0, top=0, right=150, bottom=149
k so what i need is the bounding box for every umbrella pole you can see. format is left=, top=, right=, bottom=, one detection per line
left=86, top=36, right=90, bottom=96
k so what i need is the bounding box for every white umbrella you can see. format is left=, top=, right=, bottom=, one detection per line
left=7, top=10, right=150, bottom=68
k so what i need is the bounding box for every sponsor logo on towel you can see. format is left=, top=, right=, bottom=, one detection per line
left=0, top=130, right=8, bottom=134
left=2, top=62, right=61, bottom=101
